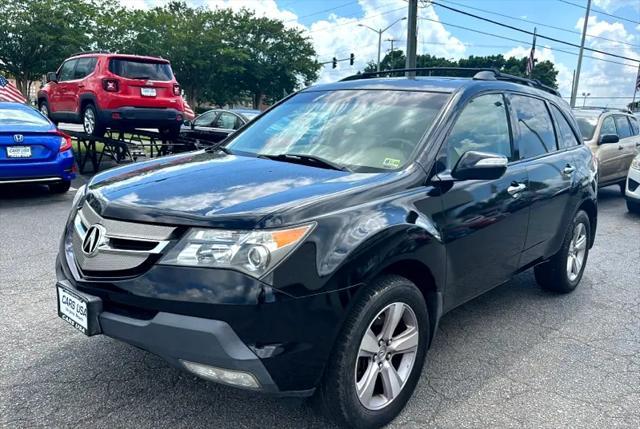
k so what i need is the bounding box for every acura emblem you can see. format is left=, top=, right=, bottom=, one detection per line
left=13, top=134, right=24, bottom=143
left=82, top=225, right=106, bottom=257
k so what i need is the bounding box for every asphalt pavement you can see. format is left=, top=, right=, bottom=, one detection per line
left=1, top=181, right=639, bottom=428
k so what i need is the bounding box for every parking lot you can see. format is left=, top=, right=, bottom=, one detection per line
left=1, top=181, right=639, bottom=428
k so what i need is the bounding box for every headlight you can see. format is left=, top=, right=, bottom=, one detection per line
left=72, top=184, right=87, bottom=207
left=160, top=224, right=315, bottom=278
left=631, top=157, right=640, bottom=171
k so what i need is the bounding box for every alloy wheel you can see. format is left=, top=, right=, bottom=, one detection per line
left=354, top=302, right=419, bottom=411
left=567, top=222, right=587, bottom=282
left=83, top=108, right=96, bottom=134
left=40, top=104, right=49, bottom=118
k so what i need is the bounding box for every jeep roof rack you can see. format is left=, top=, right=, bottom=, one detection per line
left=70, top=50, right=111, bottom=57
left=340, top=67, right=561, bottom=97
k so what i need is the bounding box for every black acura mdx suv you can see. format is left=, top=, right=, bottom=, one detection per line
left=56, top=69, right=597, bottom=428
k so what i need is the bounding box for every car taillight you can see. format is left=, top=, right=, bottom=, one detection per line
left=173, top=84, right=181, bottom=96
left=103, top=78, right=119, bottom=92
left=56, top=131, right=73, bottom=152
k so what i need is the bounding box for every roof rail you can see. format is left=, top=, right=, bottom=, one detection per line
left=574, top=106, right=632, bottom=114
left=70, top=50, right=111, bottom=57
left=340, top=67, right=561, bottom=97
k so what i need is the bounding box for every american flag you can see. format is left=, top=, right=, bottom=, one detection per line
left=182, top=97, right=195, bottom=120
left=0, top=75, right=27, bottom=103
left=635, top=64, right=640, bottom=91
left=526, top=29, right=537, bottom=78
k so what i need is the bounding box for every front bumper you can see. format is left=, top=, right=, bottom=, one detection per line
left=56, top=279, right=284, bottom=393
left=0, top=150, right=75, bottom=183
left=625, top=167, right=640, bottom=201
left=98, top=107, right=183, bottom=129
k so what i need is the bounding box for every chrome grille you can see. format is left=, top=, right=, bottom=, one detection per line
left=69, top=203, right=175, bottom=276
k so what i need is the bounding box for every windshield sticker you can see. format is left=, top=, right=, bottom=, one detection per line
left=383, top=158, right=401, bottom=169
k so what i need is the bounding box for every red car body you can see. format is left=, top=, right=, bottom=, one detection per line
left=38, top=53, right=185, bottom=136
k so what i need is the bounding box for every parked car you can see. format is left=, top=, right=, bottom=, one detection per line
left=38, top=51, right=185, bottom=138
left=55, top=69, right=597, bottom=428
left=0, top=102, right=75, bottom=192
left=625, top=153, right=640, bottom=213
left=573, top=107, right=640, bottom=192
left=180, top=108, right=261, bottom=143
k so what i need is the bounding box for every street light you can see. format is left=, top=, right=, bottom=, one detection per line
left=358, top=17, right=407, bottom=72
left=582, top=92, right=591, bottom=107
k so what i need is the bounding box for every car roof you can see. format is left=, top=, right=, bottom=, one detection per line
left=302, top=76, right=566, bottom=104
left=69, top=53, right=170, bottom=63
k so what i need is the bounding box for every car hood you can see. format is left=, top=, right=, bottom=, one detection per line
left=87, top=150, right=403, bottom=228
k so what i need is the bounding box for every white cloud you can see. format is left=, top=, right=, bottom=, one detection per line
left=207, top=0, right=299, bottom=24
left=593, top=0, right=640, bottom=13
left=573, top=15, right=640, bottom=108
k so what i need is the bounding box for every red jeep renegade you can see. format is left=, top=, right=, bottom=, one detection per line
left=38, top=52, right=185, bottom=138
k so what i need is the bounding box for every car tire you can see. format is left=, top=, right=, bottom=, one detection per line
left=160, top=125, right=181, bottom=140
left=39, top=101, right=57, bottom=125
left=49, top=180, right=71, bottom=194
left=534, top=210, right=590, bottom=293
left=627, top=198, right=640, bottom=214
left=82, top=104, right=105, bottom=137
left=316, top=275, right=429, bottom=429
left=619, top=182, right=626, bottom=195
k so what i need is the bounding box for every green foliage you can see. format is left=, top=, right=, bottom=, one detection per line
left=0, top=0, right=320, bottom=106
left=364, top=52, right=559, bottom=89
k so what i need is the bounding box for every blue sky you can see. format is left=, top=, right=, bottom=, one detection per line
left=134, top=0, right=640, bottom=107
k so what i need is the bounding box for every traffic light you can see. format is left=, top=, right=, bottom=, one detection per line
left=350, top=53, right=355, bottom=66
left=332, top=57, right=337, bottom=69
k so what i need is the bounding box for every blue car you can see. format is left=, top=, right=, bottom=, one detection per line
left=0, top=102, right=75, bottom=193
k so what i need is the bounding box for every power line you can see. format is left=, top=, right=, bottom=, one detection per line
left=305, top=5, right=406, bottom=34
left=437, top=0, right=639, bottom=49
left=426, top=1, right=640, bottom=63
left=557, top=0, right=640, bottom=26
left=419, top=16, right=637, bottom=69
left=285, top=1, right=359, bottom=24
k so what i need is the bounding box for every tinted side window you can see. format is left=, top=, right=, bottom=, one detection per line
left=58, top=60, right=77, bottom=82
left=73, top=57, right=97, bottom=79
left=600, top=116, right=617, bottom=136
left=630, top=117, right=639, bottom=135
left=444, top=93, right=512, bottom=169
left=194, top=111, right=218, bottom=127
left=510, top=94, right=557, bottom=159
left=550, top=105, right=580, bottom=148
left=614, top=115, right=632, bottom=138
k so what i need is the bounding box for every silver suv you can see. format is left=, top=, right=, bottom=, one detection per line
left=573, top=108, right=640, bottom=191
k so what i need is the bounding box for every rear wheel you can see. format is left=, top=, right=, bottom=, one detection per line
left=316, top=275, right=429, bottom=428
left=627, top=198, right=640, bottom=214
left=49, top=180, right=71, bottom=194
left=534, top=210, right=590, bottom=293
left=82, top=104, right=105, bottom=137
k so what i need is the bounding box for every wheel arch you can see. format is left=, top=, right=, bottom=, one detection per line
left=577, top=198, right=597, bottom=248
left=78, top=93, right=98, bottom=114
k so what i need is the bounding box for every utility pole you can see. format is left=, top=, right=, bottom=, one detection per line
left=386, top=38, right=398, bottom=54
left=406, top=0, right=418, bottom=77
left=359, top=18, right=406, bottom=73
left=570, top=0, right=591, bottom=107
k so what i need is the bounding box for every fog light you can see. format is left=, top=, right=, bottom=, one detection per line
left=181, top=360, right=260, bottom=389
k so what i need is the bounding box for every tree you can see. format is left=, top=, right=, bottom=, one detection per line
left=0, top=0, right=97, bottom=97
left=363, top=52, right=559, bottom=89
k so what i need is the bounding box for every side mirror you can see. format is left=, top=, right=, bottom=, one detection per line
left=599, top=134, right=619, bottom=145
left=451, top=151, right=508, bottom=181
left=182, top=120, right=191, bottom=127
left=46, top=72, right=57, bottom=83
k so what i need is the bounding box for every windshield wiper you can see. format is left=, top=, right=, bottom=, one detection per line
left=258, top=153, right=350, bottom=172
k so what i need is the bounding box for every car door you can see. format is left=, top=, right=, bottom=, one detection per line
left=57, top=60, right=78, bottom=113
left=69, top=57, right=97, bottom=114
left=436, top=92, right=530, bottom=305
left=514, top=97, right=581, bottom=266
left=614, top=115, right=638, bottom=173
left=596, top=114, right=623, bottom=184
left=191, top=110, right=220, bottom=142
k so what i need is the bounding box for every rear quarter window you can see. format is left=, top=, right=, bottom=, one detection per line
left=550, top=105, right=581, bottom=149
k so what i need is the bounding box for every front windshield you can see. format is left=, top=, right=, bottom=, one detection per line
left=226, top=90, right=450, bottom=172
left=575, top=115, right=598, bottom=140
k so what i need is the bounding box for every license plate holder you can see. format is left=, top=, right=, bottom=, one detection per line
left=141, top=87, right=157, bottom=97
left=7, top=146, right=31, bottom=158
left=57, top=283, right=103, bottom=336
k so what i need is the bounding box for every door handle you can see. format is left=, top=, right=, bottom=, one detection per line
left=507, top=183, right=527, bottom=196
left=618, top=145, right=624, bottom=150
left=563, top=165, right=576, bottom=175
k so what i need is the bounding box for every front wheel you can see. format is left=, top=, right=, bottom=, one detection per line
left=534, top=210, right=591, bottom=293
left=82, top=104, right=105, bottom=137
left=316, top=275, right=429, bottom=428
left=39, top=101, right=57, bottom=125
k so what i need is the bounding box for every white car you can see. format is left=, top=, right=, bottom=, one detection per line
left=626, top=153, right=640, bottom=213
